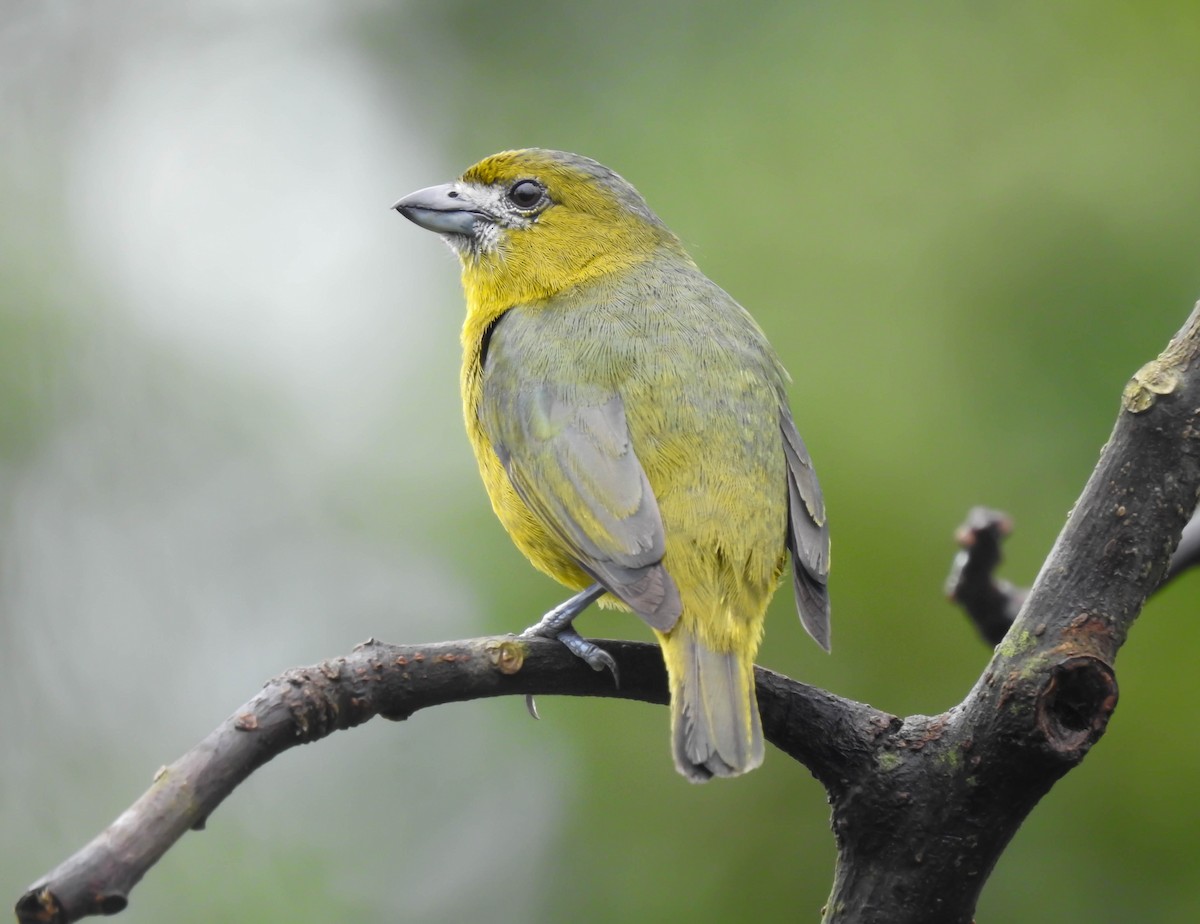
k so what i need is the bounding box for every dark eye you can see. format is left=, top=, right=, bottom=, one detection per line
left=507, top=179, right=545, bottom=209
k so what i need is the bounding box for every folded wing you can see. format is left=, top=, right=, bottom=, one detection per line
left=781, top=408, right=831, bottom=650
left=482, top=381, right=682, bottom=632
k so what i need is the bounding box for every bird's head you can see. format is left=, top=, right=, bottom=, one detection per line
left=393, top=149, right=684, bottom=308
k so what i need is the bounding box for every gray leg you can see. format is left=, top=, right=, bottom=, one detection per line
left=520, top=583, right=618, bottom=681
left=521, top=583, right=607, bottom=638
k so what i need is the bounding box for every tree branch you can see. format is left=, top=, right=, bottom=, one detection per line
left=16, top=636, right=889, bottom=924
left=18, top=303, right=1200, bottom=924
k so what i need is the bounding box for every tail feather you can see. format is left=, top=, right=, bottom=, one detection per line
left=667, top=625, right=764, bottom=783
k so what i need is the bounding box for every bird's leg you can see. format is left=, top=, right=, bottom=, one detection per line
left=522, top=583, right=605, bottom=637
left=520, top=583, right=618, bottom=681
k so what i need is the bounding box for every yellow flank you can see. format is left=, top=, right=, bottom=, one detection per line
left=396, top=148, right=830, bottom=782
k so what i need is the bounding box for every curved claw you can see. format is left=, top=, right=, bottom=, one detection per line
left=555, top=628, right=620, bottom=687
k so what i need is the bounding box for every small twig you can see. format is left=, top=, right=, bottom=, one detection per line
left=949, top=498, right=1200, bottom=650
left=945, top=507, right=1026, bottom=645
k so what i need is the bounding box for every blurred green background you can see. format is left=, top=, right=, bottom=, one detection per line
left=3, top=1, right=1199, bottom=921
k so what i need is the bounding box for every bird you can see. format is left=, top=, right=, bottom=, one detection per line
left=393, top=149, right=829, bottom=782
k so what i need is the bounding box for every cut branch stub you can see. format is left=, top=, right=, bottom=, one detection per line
left=1035, top=655, right=1118, bottom=757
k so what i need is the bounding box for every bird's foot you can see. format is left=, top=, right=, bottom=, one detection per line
left=519, top=584, right=617, bottom=717
left=534, top=625, right=619, bottom=682
left=520, top=583, right=617, bottom=680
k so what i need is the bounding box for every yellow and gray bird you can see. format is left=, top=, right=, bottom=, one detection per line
left=393, top=149, right=829, bottom=781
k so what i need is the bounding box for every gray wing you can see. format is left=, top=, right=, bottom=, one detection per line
left=781, top=408, right=831, bottom=650
left=482, top=380, right=682, bottom=633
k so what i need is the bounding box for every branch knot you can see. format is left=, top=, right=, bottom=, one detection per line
left=1035, top=656, right=1118, bottom=758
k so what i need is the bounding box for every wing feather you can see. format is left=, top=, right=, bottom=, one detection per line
left=484, top=381, right=681, bottom=632
left=780, top=408, right=831, bottom=650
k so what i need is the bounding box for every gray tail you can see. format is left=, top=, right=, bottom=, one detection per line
left=667, top=626, right=764, bottom=783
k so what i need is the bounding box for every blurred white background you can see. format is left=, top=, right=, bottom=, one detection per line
left=2, top=4, right=566, bottom=921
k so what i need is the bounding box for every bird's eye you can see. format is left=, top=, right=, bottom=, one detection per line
left=507, top=180, right=545, bottom=210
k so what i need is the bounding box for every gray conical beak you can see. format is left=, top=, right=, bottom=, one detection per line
left=392, top=183, right=482, bottom=236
